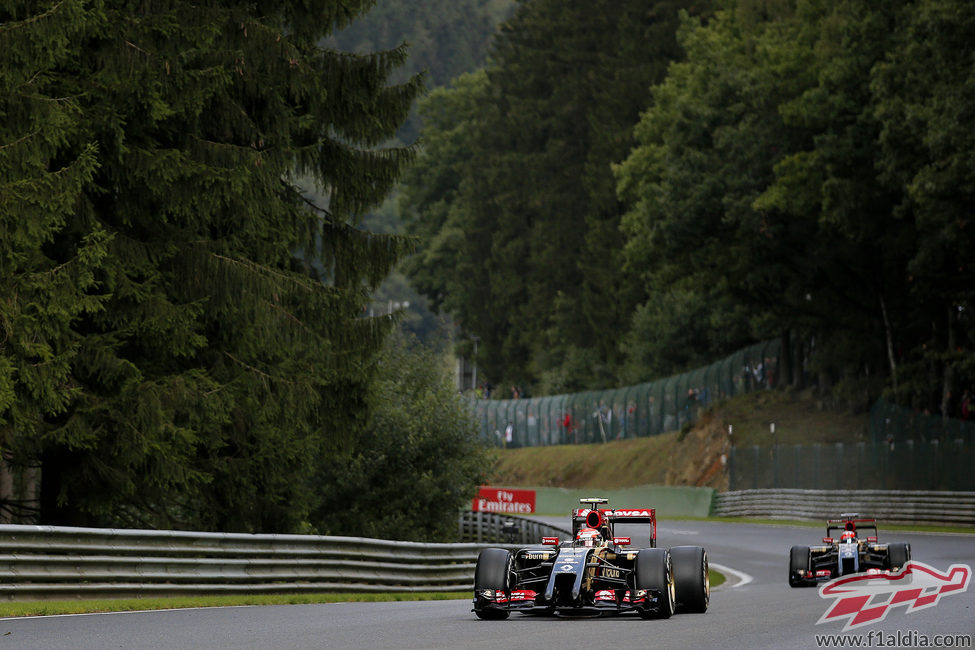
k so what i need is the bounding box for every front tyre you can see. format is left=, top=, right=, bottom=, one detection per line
left=473, top=548, right=512, bottom=620
left=789, top=545, right=811, bottom=587
left=887, top=543, right=911, bottom=571
left=634, top=548, right=675, bottom=619
left=671, top=546, right=709, bottom=613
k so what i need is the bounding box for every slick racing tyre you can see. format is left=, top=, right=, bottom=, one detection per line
left=887, top=542, right=911, bottom=572
left=670, top=545, right=710, bottom=613
left=789, top=545, right=811, bottom=587
left=634, top=548, right=675, bottom=619
left=473, top=548, right=512, bottom=620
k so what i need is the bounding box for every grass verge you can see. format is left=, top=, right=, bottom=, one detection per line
left=0, top=573, right=729, bottom=617
left=708, top=569, right=726, bottom=588
left=0, top=592, right=467, bottom=618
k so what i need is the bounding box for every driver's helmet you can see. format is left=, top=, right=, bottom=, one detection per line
left=840, top=530, right=857, bottom=543
left=576, top=527, right=602, bottom=547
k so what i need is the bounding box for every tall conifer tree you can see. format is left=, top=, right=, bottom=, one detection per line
left=0, top=0, right=107, bottom=522
left=400, top=0, right=708, bottom=393
left=1, top=0, right=420, bottom=531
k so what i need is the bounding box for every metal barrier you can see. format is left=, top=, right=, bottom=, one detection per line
left=712, top=489, right=975, bottom=526
left=458, top=511, right=570, bottom=545
left=0, top=514, right=571, bottom=600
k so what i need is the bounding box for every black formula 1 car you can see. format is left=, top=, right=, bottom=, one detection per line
left=472, top=498, right=710, bottom=619
left=788, top=513, right=912, bottom=587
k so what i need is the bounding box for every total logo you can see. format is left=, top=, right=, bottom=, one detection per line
left=817, top=561, right=971, bottom=631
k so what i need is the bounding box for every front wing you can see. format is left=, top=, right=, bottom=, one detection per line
left=794, top=544, right=893, bottom=585
left=474, top=546, right=661, bottom=616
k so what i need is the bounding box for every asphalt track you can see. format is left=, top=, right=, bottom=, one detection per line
left=1, top=520, right=972, bottom=649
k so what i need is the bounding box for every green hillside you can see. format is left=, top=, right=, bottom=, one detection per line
left=488, top=390, right=869, bottom=491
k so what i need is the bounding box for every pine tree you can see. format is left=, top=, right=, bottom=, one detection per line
left=400, top=0, right=708, bottom=392
left=2, top=0, right=421, bottom=531
left=0, top=0, right=108, bottom=522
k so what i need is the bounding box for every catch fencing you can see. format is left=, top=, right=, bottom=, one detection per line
left=712, top=489, right=975, bottom=526
left=0, top=514, right=568, bottom=600
left=729, top=438, right=975, bottom=492
left=870, top=398, right=975, bottom=442
left=472, top=340, right=781, bottom=447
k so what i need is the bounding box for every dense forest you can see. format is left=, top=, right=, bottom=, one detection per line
left=325, top=0, right=516, bottom=143
left=3, top=0, right=973, bottom=535
left=0, top=0, right=492, bottom=536
left=322, top=0, right=516, bottom=338
left=400, top=0, right=975, bottom=419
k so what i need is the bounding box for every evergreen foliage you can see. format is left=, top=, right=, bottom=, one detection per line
left=400, top=0, right=708, bottom=394
left=1, top=0, right=425, bottom=531
left=315, top=330, right=494, bottom=541
left=324, top=0, right=516, bottom=143
left=402, top=0, right=975, bottom=415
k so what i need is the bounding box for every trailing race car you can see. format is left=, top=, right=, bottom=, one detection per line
left=789, top=513, right=912, bottom=587
left=472, top=497, right=710, bottom=619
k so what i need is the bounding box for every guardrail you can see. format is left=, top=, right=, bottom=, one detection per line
left=458, top=511, right=570, bottom=545
left=712, top=489, right=975, bottom=526
left=0, top=514, right=571, bottom=600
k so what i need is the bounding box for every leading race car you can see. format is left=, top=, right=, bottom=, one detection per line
left=788, top=513, right=912, bottom=587
left=472, top=498, right=710, bottom=619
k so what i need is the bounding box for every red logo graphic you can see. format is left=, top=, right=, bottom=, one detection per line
left=817, top=561, right=971, bottom=631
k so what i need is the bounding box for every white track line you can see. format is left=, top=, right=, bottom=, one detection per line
left=710, top=562, right=754, bottom=588
left=0, top=606, right=260, bottom=621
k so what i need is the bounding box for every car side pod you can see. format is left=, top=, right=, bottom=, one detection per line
left=473, top=548, right=512, bottom=620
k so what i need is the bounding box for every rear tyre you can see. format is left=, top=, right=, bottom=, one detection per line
left=634, top=548, right=675, bottom=619
left=473, top=548, right=512, bottom=620
left=789, top=545, right=811, bottom=587
left=887, top=543, right=911, bottom=571
left=670, top=546, right=709, bottom=613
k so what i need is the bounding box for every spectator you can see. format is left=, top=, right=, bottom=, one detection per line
left=561, top=412, right=575, bottom=444
left=942, top=390, right=955, bottom=419
left=685, top=388, right=699, bottom=421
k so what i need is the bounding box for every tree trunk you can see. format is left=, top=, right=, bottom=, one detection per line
left=792, top=338, right=806, bottom=388
left=880, top=294, right=897, bottom=394
left=941, top=303, right=956, bottom=422
left=779, top=330, right=792, bottom=389
left=39, top=450, right=90, bottom=527
left=0, top=455, right=11, bottom=524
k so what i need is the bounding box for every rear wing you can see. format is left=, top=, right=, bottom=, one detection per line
left=571, top=506, right=657, bottom=549
left=826, top=517, right=879, bottom=541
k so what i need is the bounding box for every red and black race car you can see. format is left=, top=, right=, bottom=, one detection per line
left=472, top=498, right=710, bottom=619
left=789, top=513, right=911, bottom=587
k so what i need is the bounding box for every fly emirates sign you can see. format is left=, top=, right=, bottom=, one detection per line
left=472, top=487, right=536, bottom=514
